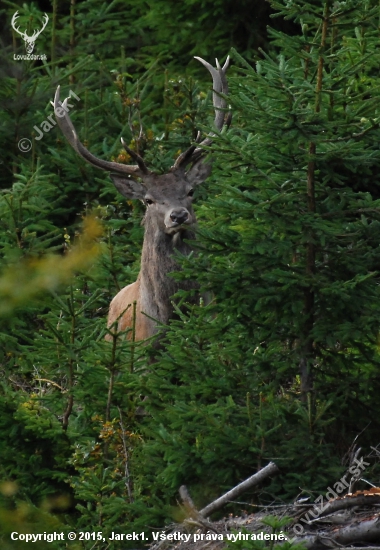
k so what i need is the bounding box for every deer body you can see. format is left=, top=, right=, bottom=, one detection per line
left=53, top=57, right=230, bottom=341
left=108, top=172, right=203, bottom=340
left=109, top=224, right=197, bottom=340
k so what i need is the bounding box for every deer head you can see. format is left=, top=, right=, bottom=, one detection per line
left=11, top=11, right=49, bottom=54
left=53, top=56, right=229, bottom=212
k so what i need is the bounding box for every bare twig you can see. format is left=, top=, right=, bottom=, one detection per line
left=34, top=378, right=64, bottom=391
left=118, top=407, right=133, bottom=503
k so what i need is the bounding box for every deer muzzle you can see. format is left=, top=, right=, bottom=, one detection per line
left=165, top=208, right=191, bottom=233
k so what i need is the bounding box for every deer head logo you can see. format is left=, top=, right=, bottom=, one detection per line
left=11, top=11, right=49, bottom=54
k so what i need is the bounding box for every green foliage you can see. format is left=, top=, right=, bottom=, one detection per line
left=226, top=519, right=306, bottom=550
left=0, top=488, right=66, bottom=550
left=0, top=164, right=59, bottom=257
left=1, top=0, right=380, bottom=546
left=124, top=0, right=380, bottom=527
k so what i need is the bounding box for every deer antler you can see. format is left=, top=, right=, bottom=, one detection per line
left=195, top=56, right=231, bottom=134
left=11, top=11, right=27, bottom=39
left=53, top=56, right=229, bottom=179
left=52, top=86, right=150, bottom=178
left=172, top=56, right=231, bottom=171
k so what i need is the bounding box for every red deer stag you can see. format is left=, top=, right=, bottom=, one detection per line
left=53, top=56, right=230, bottom=341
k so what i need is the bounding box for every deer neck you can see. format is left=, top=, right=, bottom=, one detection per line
left=138, top=216, right=197, bottom=324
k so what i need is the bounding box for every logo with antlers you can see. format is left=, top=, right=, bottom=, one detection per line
left=11, top=11, right=49, bottom=54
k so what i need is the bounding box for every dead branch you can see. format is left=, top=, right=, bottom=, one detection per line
left=316, top=494, right=380, bottom=518
left=290, top=513, right=380, bottom=549
left=199, top=462, right=279, bottom=518
left=332, top=513, right=380, bottom=545
left=179, top=463, right=279, bottom=523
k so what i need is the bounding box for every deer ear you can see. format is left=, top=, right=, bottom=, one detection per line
left=110, top=174, right=146, bottom=199
left=186, top=161, right=212, bottom=186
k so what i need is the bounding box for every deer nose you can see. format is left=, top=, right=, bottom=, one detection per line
left=170, top=209, right=189, bottom=225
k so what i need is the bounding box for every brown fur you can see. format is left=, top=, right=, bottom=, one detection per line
left=107, top=173, right=203, bottom=341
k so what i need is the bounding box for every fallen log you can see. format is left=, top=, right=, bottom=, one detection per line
left=180, top=461, right=279, bottom=519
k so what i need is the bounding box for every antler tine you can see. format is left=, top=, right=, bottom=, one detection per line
left=171, top=56, right=231, bottom=172
left=121, top=137, right=149, bottom=174
left=171, top=131, right=201, bottom=170
left=53, top=86, right=148, bottom=178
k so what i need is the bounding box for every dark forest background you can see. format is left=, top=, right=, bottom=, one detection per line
left=1, top=0, right=380, bottom=548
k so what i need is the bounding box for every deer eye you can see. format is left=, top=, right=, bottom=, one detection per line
left=187, top=189, right=194, bottom=197
left=145, top=198, right=154, bottom=206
